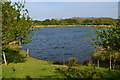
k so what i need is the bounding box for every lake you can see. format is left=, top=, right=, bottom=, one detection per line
left=22, top=26, right=96, bottom=64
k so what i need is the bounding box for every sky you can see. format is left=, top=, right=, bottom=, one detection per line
left=12, top=0, right=120, bottom=2
left=24, top=2, right=118, bottom=20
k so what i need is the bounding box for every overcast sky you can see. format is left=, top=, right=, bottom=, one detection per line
left=24, top=2, right=118, bottom=20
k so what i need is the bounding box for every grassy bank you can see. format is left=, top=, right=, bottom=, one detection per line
left=34, top=25, right=113, bottom=27
left=2, top=57, right=120, bottom=78
left=2, top=57, right=65, bottom=78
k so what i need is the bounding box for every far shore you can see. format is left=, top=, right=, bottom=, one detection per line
left=33, top=25, right=113, bottom=28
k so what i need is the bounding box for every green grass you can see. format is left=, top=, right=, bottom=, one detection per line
left=2, top=57, right=120, bottom=78
left=2, top=58, right=66, bottom=78
left=74, top=65, right=120, bottom=78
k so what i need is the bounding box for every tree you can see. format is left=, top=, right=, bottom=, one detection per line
left=92, top=47, right=106, bottom=68
left=87, top=19, right=120, bottom=69
left=2, top=2, right=37, bottom=47
left=50, top=19, right=59, bottom=25
left=2, top=2, right=38, bottom=64
left=90, top=23, right=120, bottom=51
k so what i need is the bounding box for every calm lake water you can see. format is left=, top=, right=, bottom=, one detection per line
left=22, top=26, right=96, bottom=64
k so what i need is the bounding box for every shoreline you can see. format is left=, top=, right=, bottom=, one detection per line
left=29, top=56, right=64, bottom=63
left=29, top=56, right=48, bottom=62
left=29, top=56, right=67, bottom=63
left=33, top=25, right=113, bottom=28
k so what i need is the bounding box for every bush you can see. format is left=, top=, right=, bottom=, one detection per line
left=55, top=67, right=83, bottom=78
left=68, top=57, right=77, bottom=67
left=3, top=48, right=26, bottom=64
left=55, top=67, right=102, bottom=78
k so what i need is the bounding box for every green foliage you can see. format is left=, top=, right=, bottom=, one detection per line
left=2, top=2, right=37, bottom=45
left=88, top=20, right=120, bottom=53
left=55, top=67, right=105, bottom=78
left=3, top=48, right=26, bottom=63
left=87, top=19, right=120, bottom=69
left=55, top=67, right=83, bottom=78
left=2, top=2, right=38, bottom=64
left=56, top=66, right=120, bottom=78
left=92, top=47, right=107, bottom=60
left=33, top=17, right=117, bottom=26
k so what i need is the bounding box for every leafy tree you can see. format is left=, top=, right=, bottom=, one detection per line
left=89, top=23, right=120, bottom=51
left=2, top=2, right=37, bottom=47
left=87, top=19, right=120, bottom=69
left=2, top=2, right=38, bottom=64
left=92, top=47, right=107, bottom=68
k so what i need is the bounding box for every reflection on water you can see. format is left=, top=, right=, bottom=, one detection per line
left=22, top=27, right=96, bottom=64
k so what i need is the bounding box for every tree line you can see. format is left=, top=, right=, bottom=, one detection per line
left=33, top=17, right=117, bottom=26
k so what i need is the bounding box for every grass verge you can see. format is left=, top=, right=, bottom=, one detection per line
left=2, top=57, right=120, bottom=78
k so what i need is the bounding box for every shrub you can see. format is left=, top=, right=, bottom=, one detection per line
left=68, top=57, right=77, bottom=67
left=3, top=48, right=26, bottom=63
left=83, top=60, right=90, bottom=66
left=55, top=67, right=83, bottom=78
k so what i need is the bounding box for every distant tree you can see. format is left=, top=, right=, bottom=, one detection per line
left=43, top=19, right=51, bottom=25
left=34, top=20, right=42, bottom=25
left=50, top=19, right=59, bottom=25
left=65, top=18, right=78, bottom=25
left=32, top=17, right=117, bottom=26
